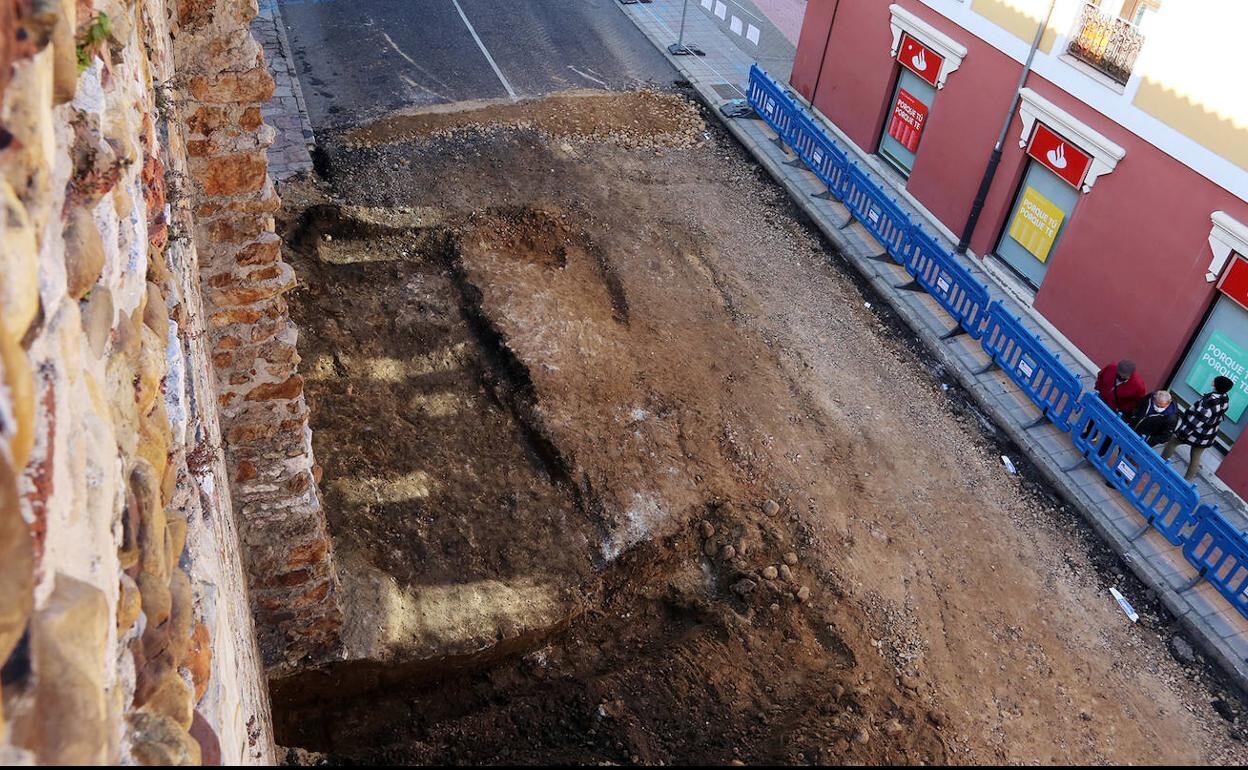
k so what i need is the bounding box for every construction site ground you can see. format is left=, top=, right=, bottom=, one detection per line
left=269, top=89, right=1248, bottom=765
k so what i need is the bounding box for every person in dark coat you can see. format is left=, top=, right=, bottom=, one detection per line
left=1095, top=359, right=1147, bottom=416
left=1162, top=376, right=1234, bottom=481
left=1127, top=390, right=1179, bottom=446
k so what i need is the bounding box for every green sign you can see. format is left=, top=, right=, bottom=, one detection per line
left=1185, top=330, right=1248, bottom=422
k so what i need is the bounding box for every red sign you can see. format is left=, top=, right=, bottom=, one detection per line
left=1218, top=255, right=1248, bottom=311
left=1026, top=123, right=1093, bottom=189
left=888, top=88, right=928, bottom=153
left=898, top=33, right=942, bottom=87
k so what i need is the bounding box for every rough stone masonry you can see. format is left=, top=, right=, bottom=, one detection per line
left=0, top=0, right=341, bottom=764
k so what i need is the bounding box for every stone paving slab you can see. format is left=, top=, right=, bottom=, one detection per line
left=253, top=0, right=314, bottom=183
left=613, top=0, right=1248, bottom=694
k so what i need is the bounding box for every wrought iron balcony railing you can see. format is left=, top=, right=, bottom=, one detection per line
left=1066, top=2, right=1145, bottom=84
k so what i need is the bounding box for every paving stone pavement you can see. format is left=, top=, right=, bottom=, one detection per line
left=254, top=0, right=315, bottom=182
left=614, top=0, right=1248, bottom=694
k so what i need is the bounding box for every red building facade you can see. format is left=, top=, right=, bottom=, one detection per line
left=790, top=0, right=1248, bottom=495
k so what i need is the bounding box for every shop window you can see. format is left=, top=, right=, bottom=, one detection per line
left=879, top=68, right=935, bottom=175
left=993, top=123, right=1089, bottom=289
left=1171, top=255, right=1248, bottom=448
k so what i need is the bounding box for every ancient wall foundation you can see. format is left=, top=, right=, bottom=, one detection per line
left=170, top=0, right=342, bottom=674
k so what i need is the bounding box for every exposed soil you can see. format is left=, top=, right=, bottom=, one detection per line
left=273, top=90, right=1248, bottom=765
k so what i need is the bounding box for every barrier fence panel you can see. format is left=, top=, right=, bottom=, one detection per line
left=748, top=65, right=797, bottom=146
left=905, top=230, right=992, bottom=339
left=1183, top=504, right=1248, bottom=619
left=1070, top=392, right=1198, bottom=544
left=980, top=303, right=1084, bottom=432
left=840, top=165, right=911, bottom=263
left=805, top=116, right=850, bottom=197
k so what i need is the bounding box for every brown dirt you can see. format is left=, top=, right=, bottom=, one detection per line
left=273, top=90, right=1248, bottom=765
left=344, top=89, right=705, bottom=150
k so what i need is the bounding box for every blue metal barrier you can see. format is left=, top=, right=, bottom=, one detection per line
left=1070, top=392, right=1198, bottom=545
left=980, top=302, right=1083, bottom=432
left=905, top=230, right=992, bottom=339
left=791, top=112, right=849, bottom=197
left=840, top=164, right=912, bottom=263
left=747, top=64, right=797, bottom=146
left=1183, top=504, right=1248, bottom=619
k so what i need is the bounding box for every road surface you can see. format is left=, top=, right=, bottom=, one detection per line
left=276, top=0, right=678, bottom=129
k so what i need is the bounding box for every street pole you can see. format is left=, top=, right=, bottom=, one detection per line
left=667, top=0, right=699, bottom=56
left=955, top=0, right=1057, bottom=254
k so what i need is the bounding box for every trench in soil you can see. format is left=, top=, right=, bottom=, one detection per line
left=269, top=90, right=1248, bottom=765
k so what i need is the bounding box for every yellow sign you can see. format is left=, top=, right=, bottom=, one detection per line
left=1008, top=186, right=1065, bottom=263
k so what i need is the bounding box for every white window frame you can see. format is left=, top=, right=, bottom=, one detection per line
left=1207, top=212, right=1248, bottom=283
left=888, top=4, right=968, bottom=89
left=1016, top=87, right=1125, bottom=192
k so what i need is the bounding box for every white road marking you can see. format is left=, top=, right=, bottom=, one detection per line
left=450, top=0, right=519, bottom=100
left=381, top=31, right=419, bottom=67
left=568, top=65, right=607, bottom=87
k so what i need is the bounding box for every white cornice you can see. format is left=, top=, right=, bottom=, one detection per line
left=888, top=4, right=967, bottom=88
left=1207, top=212, right=1248, bottom=282
left=1017, top=87, right=1126, bottom=192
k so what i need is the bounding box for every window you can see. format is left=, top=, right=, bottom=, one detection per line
left=878, top=67, right=935, bottom=176
left=1066, top=0, right=1158, bottom=84
left=1171, top=263, right=1248, bottom=448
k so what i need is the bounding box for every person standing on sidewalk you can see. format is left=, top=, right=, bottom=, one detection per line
left=1162, top=376, right=1234, bottom=481
left=1095, top=359, right=1147, bottom=416
left=1128, top=390, right=1179, bottom=447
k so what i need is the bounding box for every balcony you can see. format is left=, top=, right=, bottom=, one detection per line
left=1066, top=2, right=1146, bottom=85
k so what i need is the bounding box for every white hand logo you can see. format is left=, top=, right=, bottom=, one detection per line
left=912, top=48, right=927, bottom=72
left=1046, top=143, right=1068, bottom=169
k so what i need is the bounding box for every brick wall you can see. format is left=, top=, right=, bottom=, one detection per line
left=171, top=0, right=343, bottom=674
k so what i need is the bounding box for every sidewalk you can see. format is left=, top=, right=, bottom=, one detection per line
left=253, top=0, right=314, bottom=182
left=615, top=0, right=1248, bottom=692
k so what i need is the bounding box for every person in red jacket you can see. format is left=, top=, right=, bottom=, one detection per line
left=1095, top=359, right=1147, bottom=416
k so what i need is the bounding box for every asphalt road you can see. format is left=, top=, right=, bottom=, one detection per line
left=276, top=0, right=678, bottom=130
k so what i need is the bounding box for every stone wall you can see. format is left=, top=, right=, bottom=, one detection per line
left=171, top=0, right=343, bottom=674
left=0, top=0, right=335, bottom=763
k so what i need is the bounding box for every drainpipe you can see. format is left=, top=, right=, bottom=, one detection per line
left=809, top=0, right=843, bottom=106
left=955, top=0, right=1058, bottom=254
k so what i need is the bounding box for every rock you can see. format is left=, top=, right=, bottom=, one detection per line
left=699, top=521, right=715, bottom=538
left=185, top=623, right=212, bottom=703
left=30, top=574, right=111, bottom=764
left=769, top=602, right=780, bottom=613
left=127, top=711, right=201, bottom=766
left=1169, top=636, right=1196, bottom=665
left=703, top=540, right=718, bottom=557
left=189, top=711, right=221, bottom=766
left=762, top=499, right=780, bottom=517
left=831, top=683, right=845, bottom=698
left=63, top=206, right=106, bottom=299
left=719, top=544, right=736, bottom=560
left=899, top=673, right=922, bottom=692
left=117, top=573, right=142, bottom=634
left=795, top=585, right=811, bottom=603
left=81, top=286, right=115, bottom=359
left=761, top=566, right=778, bottom=581
left=0, top=437, right=33, bottom=668
left=778, top=564, right=793, bottom=582
left=854, top=727, right=871, bottom=744
left=731, top=578, right=757, bottom=597
left=783, top=551, right=798, bottom=566
left=139, top=667, right=194, bottom=729
left=883, top=718, right=903, bottom=735
left=927, top=709, right=946, bottom=726
left=735, top=537, right=748, bottom=557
